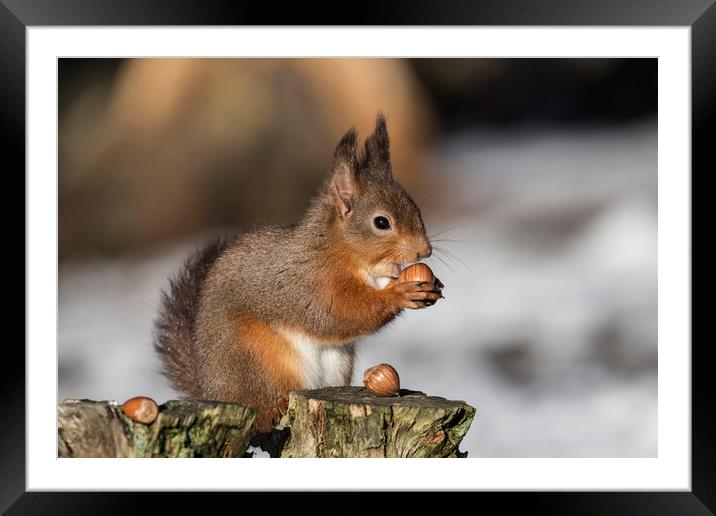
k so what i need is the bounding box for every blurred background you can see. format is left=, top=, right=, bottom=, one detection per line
left=58, top=58, right=657, bottom=457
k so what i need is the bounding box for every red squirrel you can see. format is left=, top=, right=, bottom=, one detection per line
left=154, top=114, right=443, bottom=432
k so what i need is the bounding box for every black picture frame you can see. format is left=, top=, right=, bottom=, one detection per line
left=4, top=0, right=708, bottom=513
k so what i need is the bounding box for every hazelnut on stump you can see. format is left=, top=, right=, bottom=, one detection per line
left=121, top=396, right=159, bottom=424
left=363, top=363, right=400, bottom=397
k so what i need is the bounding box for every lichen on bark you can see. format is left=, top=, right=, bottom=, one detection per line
left=58, top=399, right=256, bottom=458
left=278, top=386, right=475, bottom=458
left=58, top=388, right=475, bottom=458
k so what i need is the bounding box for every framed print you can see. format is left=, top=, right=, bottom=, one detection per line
left=5, top=0, right=709, bottom=512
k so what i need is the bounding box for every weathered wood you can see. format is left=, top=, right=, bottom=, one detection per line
left=58, top=399, right=256, bottom=458
left=278, top=387, right=475, bottom=458
left=58, top=388, right=476, bottom=458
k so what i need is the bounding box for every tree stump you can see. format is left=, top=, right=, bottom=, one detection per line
left=58, top=399, right=256, bottom=458
left=278, top=387, right=475, bottom=458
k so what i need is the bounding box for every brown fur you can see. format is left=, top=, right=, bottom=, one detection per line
left=153, top=236, right=231, bottom=398
left=154, top=113, right=442, bottom=433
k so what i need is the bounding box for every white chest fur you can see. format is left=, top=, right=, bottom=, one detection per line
left=277, top=328, right=354, bottom=389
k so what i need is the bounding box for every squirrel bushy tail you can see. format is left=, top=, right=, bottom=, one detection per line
left=153, top=236, right=232, bottom=398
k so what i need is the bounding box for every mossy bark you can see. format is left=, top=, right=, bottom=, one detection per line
left=58, top=399, right=256, bottom=458
left=278, top=387, right=475, bottom=458
left=58, top=389, right=475, bottom=458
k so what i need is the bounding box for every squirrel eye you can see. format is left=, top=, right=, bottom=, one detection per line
left=373, top=216, right=391, bottom=230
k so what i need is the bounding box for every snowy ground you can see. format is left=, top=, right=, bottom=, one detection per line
left=58, top=121, right=657, bottom=457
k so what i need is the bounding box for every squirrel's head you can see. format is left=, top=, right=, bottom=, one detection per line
left=325, top=113, right=432, bottom=288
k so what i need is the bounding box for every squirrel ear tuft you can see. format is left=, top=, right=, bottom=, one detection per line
left=333, top=127, right=358, bottom=167
left=363, top=112, right=392, bottom=175
left=331, top=128, right=359, bottom=219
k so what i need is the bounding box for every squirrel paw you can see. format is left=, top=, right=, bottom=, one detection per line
left=390, top=280, right=444, bottom=310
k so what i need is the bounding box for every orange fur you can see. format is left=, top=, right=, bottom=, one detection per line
left=311, top=240, right=403, bottom=342
left=235, top=315, right=305, bottom=392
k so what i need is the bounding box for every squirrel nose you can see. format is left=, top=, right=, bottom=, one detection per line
left=417, top=242, right=432, bottom=260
